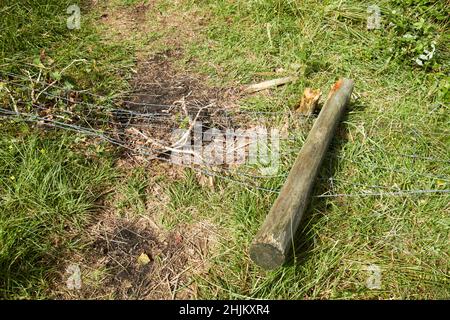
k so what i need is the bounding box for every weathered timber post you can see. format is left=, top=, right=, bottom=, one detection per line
left=250, top=78, right=354, bottom=269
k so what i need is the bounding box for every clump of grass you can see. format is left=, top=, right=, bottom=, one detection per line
left=114, top=167, right=149, bottom=217
left=1, top=0, right=135, bottom=98
left=0, top=123, right=114, bottom=299
left=0, top=0, right=77, bottom=58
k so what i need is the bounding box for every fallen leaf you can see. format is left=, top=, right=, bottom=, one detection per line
left=137, top=252, right=151, bottom=266
left=436, top=180, right=446, bottom=188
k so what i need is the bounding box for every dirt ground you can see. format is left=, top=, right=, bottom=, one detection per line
left=52, top=0, right=229, bottom=300
left=53, top=208, right=218, bottom=299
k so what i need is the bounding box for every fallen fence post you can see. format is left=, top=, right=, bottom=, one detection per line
left=250, top=78, right=354, bottom=269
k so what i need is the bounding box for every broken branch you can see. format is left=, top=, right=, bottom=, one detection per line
left=244, top=76, right=297, bottom=94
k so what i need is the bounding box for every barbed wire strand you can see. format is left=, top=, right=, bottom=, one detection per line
left=1, top=108, right=449, bottom=199
left=1, top=105, right=449, bottom=183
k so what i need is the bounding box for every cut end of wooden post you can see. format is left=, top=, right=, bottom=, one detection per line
left=249, top=243, right=286, bottom=270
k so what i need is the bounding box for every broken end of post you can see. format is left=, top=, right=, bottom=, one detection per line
left=325, top=78, right=354, bottom=103
left=249, top=243, right=286, bottom=270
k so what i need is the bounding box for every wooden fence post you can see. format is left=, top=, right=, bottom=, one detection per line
left=250, top=78, right=354, bottom=269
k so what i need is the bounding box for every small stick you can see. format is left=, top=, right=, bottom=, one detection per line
left=266, top=23, right=273, bottom=48
left=244, top=76, right=297, bottom=94
left=249, top=78, right=354, bottom=269
left=3, top=85, right=18, bottom=114
left=34, top=59, right=86, bottom=102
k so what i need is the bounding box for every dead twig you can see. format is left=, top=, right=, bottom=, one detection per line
left=34, top=59, right=86, bottom=102
left=244, top=76, right=297, bottom=94
left=2, top=85, right=18, bottom=114
left=129, top=103, right=212, bottom=160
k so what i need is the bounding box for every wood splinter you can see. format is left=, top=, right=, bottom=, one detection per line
left=250, top=78, right=354, bottom=269
left=296, top=87, right=322, bottom=115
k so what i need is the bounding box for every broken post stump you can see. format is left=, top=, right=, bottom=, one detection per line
left=296, top=88, right=322, bottom=116
left=250, top=78, right=354, bottom=269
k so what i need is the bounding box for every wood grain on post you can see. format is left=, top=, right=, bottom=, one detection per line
left=250, top=78, right=354, bottom=269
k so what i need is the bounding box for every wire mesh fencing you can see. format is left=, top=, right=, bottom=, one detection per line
left=1, top=68, right=449, bottom=199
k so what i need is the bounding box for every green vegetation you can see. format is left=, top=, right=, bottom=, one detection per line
left=0, top=0, right=75, bottom=57
left=0, top=0, right=448, bottom=299
left=166, top=0, right=450, bottom=299
left=0, top=0, right=129, bottom=298
left=0, top=125, right=115, bottom=298
left=1, top=0, right=134, bottom=96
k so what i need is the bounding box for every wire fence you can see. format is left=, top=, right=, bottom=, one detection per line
left=1, top=69, right=449, bottom=199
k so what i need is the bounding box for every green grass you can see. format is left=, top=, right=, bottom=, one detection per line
left=0, top=0, right=76, bottom=57
left=114, top=167, right=149, bottom=217
left=1, top=0, right=135, bottom=95
left=0, top=123, right=115, bottom=298
left=157, top=0, right=449, bottom=299
left=0, top=0, right=132, bottom=298
left=0, top=0, right=449, bottom=299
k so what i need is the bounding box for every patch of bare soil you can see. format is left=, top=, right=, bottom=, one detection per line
left=93, top=1, right=247, bottom=160
left=97, top=0, right=211, bottom=49
left=51, top=1, right=234, bottom=300
left=95, top=0, right=154, bottom=41
left=115, top=49, right=243, bottom=161
left=53, top=212, right=217, bottom=299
